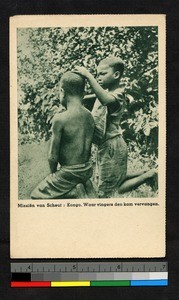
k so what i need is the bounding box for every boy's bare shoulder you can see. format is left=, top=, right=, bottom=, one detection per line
left=83, top=106, right=93, bottom=116
left=53, top=110, right=68, bottom=120
left=51, top=111, right=68, bottom=127
left=83, top=106, right=95, bottom=118
left=83, top=107, right=95, bottom=126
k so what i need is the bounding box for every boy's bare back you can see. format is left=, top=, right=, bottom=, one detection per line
left=54, top=106, right=95, bottom=166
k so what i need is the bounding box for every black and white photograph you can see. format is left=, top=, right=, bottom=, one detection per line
left=10, top=15, right=166, bottom=258
left=17, top=25, right=159, bottom=200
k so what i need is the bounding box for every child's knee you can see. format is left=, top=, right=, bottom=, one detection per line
left=30, top=188, right=38, bottom=199
left=65, top=183, right=87, bottom=199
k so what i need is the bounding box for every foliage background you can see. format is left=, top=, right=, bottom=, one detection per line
left=17, top=27, right=158, bottom=198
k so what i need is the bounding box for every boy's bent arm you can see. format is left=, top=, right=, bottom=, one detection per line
left=87, top=73, right=117, bottom=105
left=48, top=117, right=63, bottom=173
left=75, top=67, right=116, bottom=105
left=82, top=94, right=96, bottom=110
left=83, top=94, right=96, bottom=101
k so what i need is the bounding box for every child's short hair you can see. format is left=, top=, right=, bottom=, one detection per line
left=99, top=56, right=124, bottom=77
left=60, top=71, right=85, bottom=97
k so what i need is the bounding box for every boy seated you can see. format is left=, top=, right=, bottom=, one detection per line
left=31, top=71, right=96, bottom=199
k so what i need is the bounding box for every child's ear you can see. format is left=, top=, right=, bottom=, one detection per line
left=114, top=71, right=120, bottom=79
left=61, top=88, right=65, bottom=97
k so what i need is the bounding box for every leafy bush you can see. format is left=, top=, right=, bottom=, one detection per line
left=17, top=26, right=158, bottom=162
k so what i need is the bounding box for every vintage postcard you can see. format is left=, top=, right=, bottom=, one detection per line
left=10, top=14, right=166, bottom=258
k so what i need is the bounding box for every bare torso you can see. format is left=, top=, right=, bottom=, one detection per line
left=57, top=106, right=95, bottom=166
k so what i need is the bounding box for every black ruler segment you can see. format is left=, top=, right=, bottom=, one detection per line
left=11, top=272, right=31, bottom=281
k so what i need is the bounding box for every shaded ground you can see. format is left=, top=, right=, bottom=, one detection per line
left=18, top=140, right=50, bottom=199
left=18, top=141, right=157, bottom=199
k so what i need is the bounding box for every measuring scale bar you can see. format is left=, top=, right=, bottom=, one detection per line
left=11, top=262, right=168, bottom=287
left=12, top=271, right=167, bottom=281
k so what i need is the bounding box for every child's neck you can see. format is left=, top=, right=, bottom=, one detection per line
left=108, top=82, right=120, bottom=92
left=66, top=96, right=82, bottom=110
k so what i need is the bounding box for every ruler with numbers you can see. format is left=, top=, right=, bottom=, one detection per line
left=11, top=261, right=168, bottom=287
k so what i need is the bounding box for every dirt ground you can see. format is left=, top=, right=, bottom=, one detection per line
left=18, top=140, right=50, bottom=199
left=18, top=141, right=157, bottom=199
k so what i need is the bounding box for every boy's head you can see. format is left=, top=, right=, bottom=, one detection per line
left=97, top=56, right=124, bottom=89
left=59, top=71, right=85, bottom=106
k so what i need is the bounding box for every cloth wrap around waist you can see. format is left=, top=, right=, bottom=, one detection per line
left=31, top=161, right=93, bottom=199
